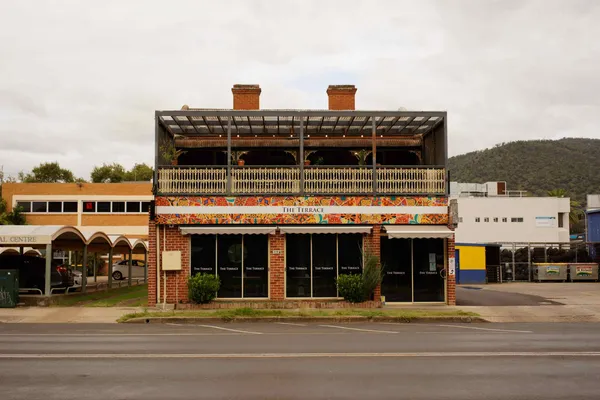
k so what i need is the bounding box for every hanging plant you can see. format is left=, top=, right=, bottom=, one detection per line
left=352, top=149, right=371, bottom=166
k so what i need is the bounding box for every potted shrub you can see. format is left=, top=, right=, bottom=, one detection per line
left=303, top=150, right=316, bottom=166
left=188, top=273, right=221, bottom=304
left=231, top=150, right=248, bottom=166
left=336, top=248, right=383, bottom=303
left=159, top=138, right=186, bottom=166
left=352, top=149, right=371, bottom=166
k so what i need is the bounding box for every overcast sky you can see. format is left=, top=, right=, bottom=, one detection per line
left=1, top=0, right=598, bottom=179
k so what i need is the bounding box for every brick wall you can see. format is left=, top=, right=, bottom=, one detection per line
left=447, top=234, right=456, bottom=305
left=232, top=84, right=261, bottom=110
left=365, top=225, right=382, bottom=301
left=147, top=222, right=190, bottom=306
left=327, top=85, right=357, bottom=110
left=269, top=232, right=285, bottom=300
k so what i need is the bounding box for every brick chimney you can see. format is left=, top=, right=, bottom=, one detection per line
left=232, top=84, right=261, bottom=110
left=327, top=85, right=357, bottom=110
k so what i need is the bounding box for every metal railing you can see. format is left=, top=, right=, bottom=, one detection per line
left=157, top=165, right=446, bottom=195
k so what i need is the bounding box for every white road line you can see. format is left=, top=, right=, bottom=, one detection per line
left=0, top=333, right=247, bottom=337
left=193, top=324, right=262, bottom=335
left=276, top=322, right=307, bottom=327
left=436, top=324, right=533, bottom=333
left=319, top=325, right=398, bottom=334
left=1, top=351, right=600, bottom=359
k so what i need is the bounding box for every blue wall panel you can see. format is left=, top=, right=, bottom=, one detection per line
left=458, top=270, right=486, bottom=284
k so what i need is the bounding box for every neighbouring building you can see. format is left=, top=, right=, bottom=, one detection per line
left=452, top=182, right=570, bottom=244
left=2, top=182, right=152, bottom=239
left=149, top=84, right=453, bottom=306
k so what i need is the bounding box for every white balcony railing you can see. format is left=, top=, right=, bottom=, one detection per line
left=157, top=166, right=446, bottom=195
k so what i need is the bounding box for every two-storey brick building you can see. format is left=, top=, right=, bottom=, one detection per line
left=149, top=84, right=455, bottom=306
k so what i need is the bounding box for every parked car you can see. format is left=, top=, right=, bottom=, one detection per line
left=0, top=254, right=74, bottom=293
left=112, top=259, right=146, bottom=280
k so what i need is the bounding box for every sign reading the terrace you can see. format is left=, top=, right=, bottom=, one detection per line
left=282, top=207, right=324, bottom=214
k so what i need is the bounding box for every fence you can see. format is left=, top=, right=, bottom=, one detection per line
left=495, top=242, right=593, bottom=282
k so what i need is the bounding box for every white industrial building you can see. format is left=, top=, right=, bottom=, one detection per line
left=451, top=182, right=570, bottom=244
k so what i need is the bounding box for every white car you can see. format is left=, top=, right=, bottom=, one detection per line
left=112, top=259, right=146, bottom=280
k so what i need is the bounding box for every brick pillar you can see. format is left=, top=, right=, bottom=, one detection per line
left=163, top=225, right=190, bottom=304
left=148, top=219, right=157, bottom=306
left=365, top=225, right=382, bottom=302
left=447, top=234, right=456, bottom=305
left=269, top=232, right=285, bottom=300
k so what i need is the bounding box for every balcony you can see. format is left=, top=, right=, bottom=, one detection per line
left=157, top=165, right=446, bottom=196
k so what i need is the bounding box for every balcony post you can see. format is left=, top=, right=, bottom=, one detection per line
left=299, top=116, right=304, bottom=195
left=371, top=116, right=377, bottom=194
left=226, top=117, right=232, bottom=194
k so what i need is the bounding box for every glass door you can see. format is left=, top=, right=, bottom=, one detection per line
left=413, top=238, right=445, bottom=302
left=380, top=237, right=412, bottom=302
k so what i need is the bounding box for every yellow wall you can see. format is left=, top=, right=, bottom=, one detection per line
left=25, top=214, right=78, bottom=226
left=82, top=214, right=148, bottom=227
left=456, top=245, right=486, bottom=270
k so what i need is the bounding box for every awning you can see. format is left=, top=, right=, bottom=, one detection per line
left=180, top=226, right=277, bottom=235
left=279, top=226, right=372, bottom=234
left=384, top=225, right=453, bottom=239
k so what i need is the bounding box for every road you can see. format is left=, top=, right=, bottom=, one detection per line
left=456, top=285, right=563, bottom=306
left=1, top=322, right=600, bottom=399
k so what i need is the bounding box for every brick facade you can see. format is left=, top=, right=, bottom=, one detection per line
left=268, top=232, right=285, bottom=300
left=447, top=234, right=456, bottom=306
left=365, top=225, right=382, bottom=302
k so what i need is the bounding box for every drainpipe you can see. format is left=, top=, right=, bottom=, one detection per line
left=156, top=224, right=161, bottom=304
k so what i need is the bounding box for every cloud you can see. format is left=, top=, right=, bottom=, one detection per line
left=0, top=0, right=598, bottom=178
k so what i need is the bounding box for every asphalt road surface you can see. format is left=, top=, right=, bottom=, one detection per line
left=1, top=322, right=600, bottom=400
left=456, top=285, right=563, bottom=306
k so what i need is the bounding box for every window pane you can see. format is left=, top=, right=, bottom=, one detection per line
left=338, top=234, right=362, bottom=275
left=286, top=234, right=311, bottom=298
left=112, top=202, right=125, bottom=213
left=97, top=202, right=110, bottom=212
left=63, top=202, right=77, bottom=212
left=413, top=238, right=445, bottom=302
left=32, top=202, right=47, bottom=212
left=127, top=202, right=141, bottom=213
left=217, top=235, right=242, bottom=298
left=141, top=202, right=150, bottom=212
left=191, top=235, right=216, bottom=276
left=83, top=201, right=96, bottom=213
left=243, top=235, right=268, bottom=298
left=48, top=202, right=62, bottom=212
left=16, top=201, right=31, bottom=212
left=381, top=237, right=412, bottom=302
left=312, top=234, right=337, bottom=297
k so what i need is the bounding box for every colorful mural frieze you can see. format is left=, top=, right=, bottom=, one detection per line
left=155, top=196, right=448, bottom=207
left=156, top=213, right=448, bottom=225
left=155, top=195, right=448, bottom=225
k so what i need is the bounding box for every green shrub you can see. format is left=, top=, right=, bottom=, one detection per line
left=361, top=249, right=384, bottom=300
left=188, top=274, right=220, bottom=304
left=336, top=274, right=364, bottom=303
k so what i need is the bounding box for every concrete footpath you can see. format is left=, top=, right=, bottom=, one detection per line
left=0, top=307, right=142, bottom=323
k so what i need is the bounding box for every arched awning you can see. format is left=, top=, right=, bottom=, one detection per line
left=131, top=239, right=149, bottom=254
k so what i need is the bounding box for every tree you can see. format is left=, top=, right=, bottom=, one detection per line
left=0, top=198, right=26, bottom=225
left=547, top=189, right=584, bottom=230
left=124, top=163, right=153, bottom=181
left=91, top=163, right=126, bottom=183
left=20, top=162, right=75, bottom=183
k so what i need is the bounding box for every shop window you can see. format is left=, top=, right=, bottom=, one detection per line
left=191, top=235, right=216, bottom=275
left=32, top=202, right=47, bottom=213
left=312, top=234, right=337, bottom=297
left=127, top=202, right=141, bottom=213
left=48, top=202, right=62, bottom=213
left=63, top=202, right=77, bottom=212
left=412, top=239, right=445, bottom=302
left=217, top=235, right=243, bottom=298
left=243, top=235, right=268, bottom=298
left=286, top=234, right=311, bottom=297
left=16, top=201, right=31, bottom=212
left=338, top=234, right=363, bottom=275
left=83, top=201, right=96, bottom=213
left=97, top=202, right=111, bottom=213
left=112, top=202, right=125, bottom=213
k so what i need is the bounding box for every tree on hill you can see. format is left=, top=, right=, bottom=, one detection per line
left=448, top=138, right=600, bottom=205
left=125, top=163, right=153, bottom=181
left=19, top=162, right=76, bottom=183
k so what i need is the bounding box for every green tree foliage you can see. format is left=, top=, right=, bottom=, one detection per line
left=20, top=162, right=75, bottom=183
left=0, top=198, right=26, bottom=225
left=124, top=163, right=153, bottom=181
left=91, top=163, right=153, bottom=183
left=546, top=189, right=584, bottom=231
left=449, top=138, right=600, bottom=205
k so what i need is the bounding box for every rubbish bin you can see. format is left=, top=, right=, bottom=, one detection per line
left=533, top=263, right=568, bottom=282
left=569, top=263, right=599, bottom=281
left=0, top=270, right=19, bottom=308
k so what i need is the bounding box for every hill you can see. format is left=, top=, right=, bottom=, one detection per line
left=448, top=138, right=600, bottom=204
